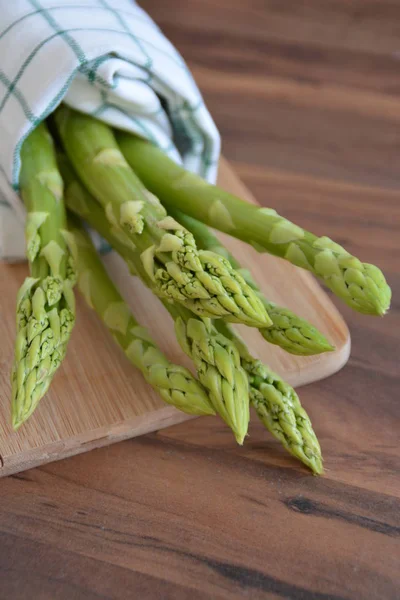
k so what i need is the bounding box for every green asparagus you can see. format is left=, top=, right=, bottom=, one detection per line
left=172, top=211, right=333, bottom=356
left=63, top=217, right=214, bottom=416
left=59, top=157, right=250, bottom=443
left=215, top=321, right=323, bottom=474
left=11, top=123, right=76, bottom=429
left=167, top=305, right=249, bottom=444
left=117, top=133, right=391, bottom=317
left=54, top=107, right=270, bottom=328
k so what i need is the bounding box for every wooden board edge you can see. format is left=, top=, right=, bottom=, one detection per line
left=0, top=407, right=194, bottom=478
left=284, top=334, right=351, bottom=387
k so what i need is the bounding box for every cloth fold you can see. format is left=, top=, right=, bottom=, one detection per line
left=0, top=0, right=220, bottom=259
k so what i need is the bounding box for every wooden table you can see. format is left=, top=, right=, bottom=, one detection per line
left=1, top=1, right=399, bottom=598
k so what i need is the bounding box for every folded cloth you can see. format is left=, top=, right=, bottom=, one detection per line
left=0, top=0, right=220, bottom=260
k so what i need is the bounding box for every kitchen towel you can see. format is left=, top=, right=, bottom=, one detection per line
left=0, top=0, right=220, bottom=259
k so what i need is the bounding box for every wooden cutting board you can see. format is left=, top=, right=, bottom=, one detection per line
left=0, top=158, right=350, bottom=477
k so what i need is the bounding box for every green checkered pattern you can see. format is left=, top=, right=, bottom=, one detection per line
left=0, top=0, right=220, bottom=259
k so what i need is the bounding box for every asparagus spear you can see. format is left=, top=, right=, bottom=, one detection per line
left=11, top=123, right=76, bottom=429
left=172, top=211, right=333, bottom=356
left=59, top=157, right=250, bottom=443
left=54, top=107, right=270, bottom=329
left=62, top=216, right=214, bottom=417
left=215, top=321, right=323, bottom=474
left=117, top=133, right=391, bottom=317
left=167, top=304, right=249, bottom=444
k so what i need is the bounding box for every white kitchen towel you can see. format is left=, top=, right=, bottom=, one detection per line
left=0, top=0, right=220, bottom=259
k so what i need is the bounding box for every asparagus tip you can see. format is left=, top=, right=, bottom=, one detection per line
left=234, top=430, right=247, bottom=445
left=376, top=300, right=391, bottom=317
left=309, top=456, right=324, bottom=476
left=320, top=341, right=335, bottom=353
left=12, top=413, right=24, bottom=432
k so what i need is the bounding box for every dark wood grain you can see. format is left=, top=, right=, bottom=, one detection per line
left=1, top=1, right=400, bottom=598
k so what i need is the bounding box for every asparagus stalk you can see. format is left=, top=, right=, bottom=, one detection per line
left=59, top=157, right=250, bottom=443
left=62, top=217, right=214, bottom=416
left=166, top=304, right=249, bottom=444
left=11, top=123, right=76, bottom=429
left=172, top=211, right=333, bottom=356
left=117, top=133, right=391, bottom=317
left=54, top=107, right=270, bottom=329
left=215, top=321, right=323, bottom=474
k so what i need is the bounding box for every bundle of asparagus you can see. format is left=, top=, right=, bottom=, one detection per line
left=9, top=106, right=391, bottom=474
